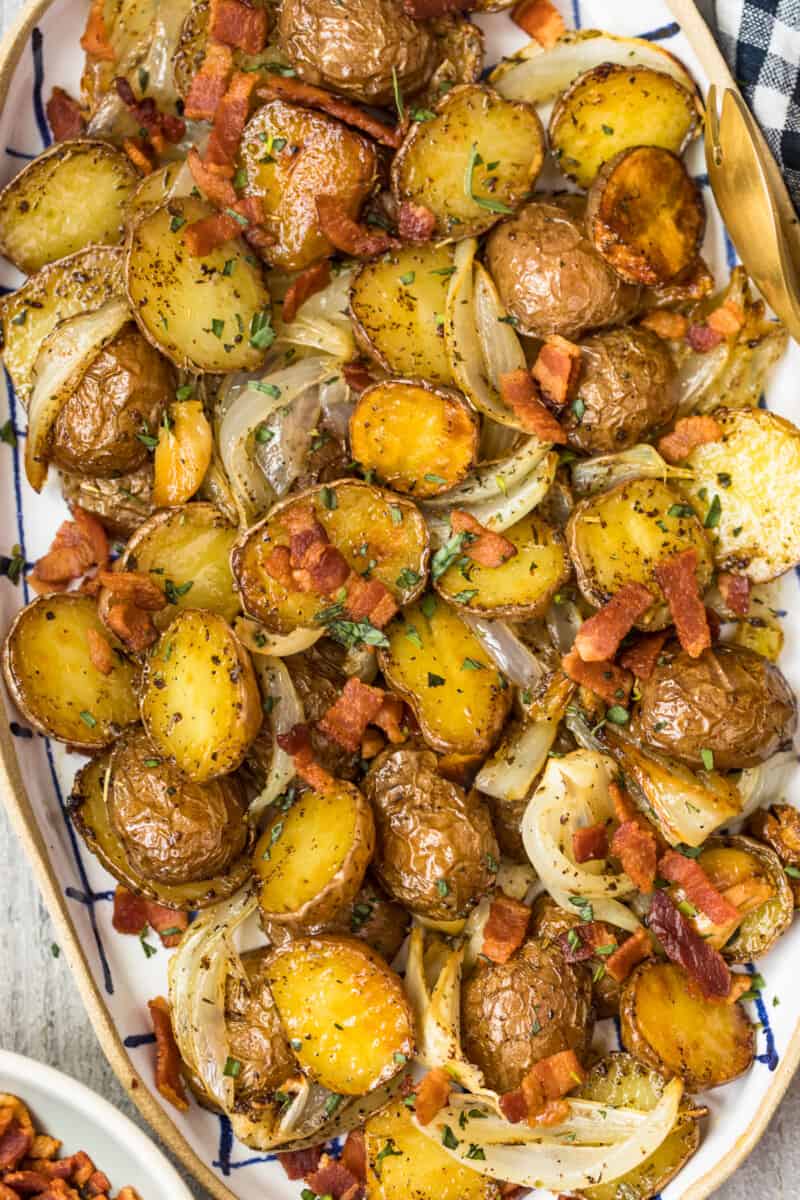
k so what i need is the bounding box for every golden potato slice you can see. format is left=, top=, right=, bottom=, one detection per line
left=549, top=64, right=700, bottom=189
left=239, top=99, right=378, bottom=272
left=586, top=147, right=706, bottom=285
left=232, top=480, right=429, bottom=633
left=435, top=513, right=569, bottom=618
left=682, top=406, right=800, bottom=582
left=255, top=782, right=375, bottom=931
left=365, top=1100, right=500, bottom=1200
left=391, top=84, right=545, bottom=239
left=126, top=196, right=272, bottom=372
left=69, top=753, right=253, bottom=909
left=265, top=936, right=414, bottom=1094
left=349, top=242, right=456, bottom=385
left=567, top=477, right=714, bottom=630
left=2, top=594, right=138, bottom=751
left=620, top=961, right=755, bottom=1090
left=379, top=597, right=511, bottom=755
left=0, top=140, right=138, bottom=273
left=141, top=610, right=261, bottom=781
left=350, top=379, right=478, bottom=497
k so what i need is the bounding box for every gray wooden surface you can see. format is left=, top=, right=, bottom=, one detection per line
left=0, top=0, right=797, bottom=1197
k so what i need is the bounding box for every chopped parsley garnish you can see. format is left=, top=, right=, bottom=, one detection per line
left=324, top=1093, right=343, bottom=1117
left=396, top=568, right=420, bottom=589
left=255, top=423, right=274, bottom=444
left=223, top=1057, right=241, bottom=1078
left=374, top=1138, right=402, bottom=1177
left=79, top=710, right=97, bottom=728
left=441, top=1125, right=459, bottom=1150
left=320, top=485, right=337, bottom=510
left=431, top=532, right=467, bottom=580
left=700, top=747, right=715, bottom=771
left=0, top=420, right=16, bottom=447
left=568, top=895, right=594, bottom=922
left=400, top=271, right=416, bottom=285
left=211, top=318, right=225, bottom=339
left=436, top=878, right=450, bottom=897
left=428, top=672, right=446, bottom=687
left=253, top=381, right=281, bottom=397
left=250, top=308, right=276, bottom=350
left=606, top=705, right=630, bottom=725
left=139, top=930, right=156, bottom=958
left=462, top=657, right=484, bottom=670
left=464, top=142, right=514, bottom=214
left=164, top=578, right=193, bottom=604
left=466, top=1145, right=486, bottom=1160
left=704, top=494, right=722, bottom=528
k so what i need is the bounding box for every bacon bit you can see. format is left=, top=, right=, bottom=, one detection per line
left=31, top=1135, right=61, bottom=1160
left=512, top=0, right=566, bottom=46
left=414, top=1068, right=451, bottom=1125
left=610, top=780, right=636, bottom=825
left=185, top=42, right=234, bottom=121
left=86, top=628, right=114, bottom=676
left=653, top=547, right=711, bottom=658
left=258, top=74, right=403, bottom=150
left=531, top=336, right=582, bottom=407
left=278, top=1147, right=323, bottom=1182
left=31, top=507, right=109, bottom=587
left=278, top=725, right=338, bottom=795
left=209, top=0, right=268, bottom=53
left=707, top=298, right=745, bottom=337
left=205, top=71, right=259, bottom=167
left=373, top=694, right=406, bottom=744
left=397, top=201, right=436, bottom=243
left=318, top=676, right=386, bottom=753
left=574, top=582, right=653, bottom=664
left=686, top=322, right=724, bottom=353
left=97, top=569, right=165, bottom=610
left=482, top=892, right=531, bottom=964
left=659, top=850, right=741, bottom=926
left=86, top=1169, right=112, bottom=1196
left=658, top=414, right=723, bottom=464
left=612, top=820, right=657, bottom=893
left=559, top=920, right=617, bottom=964
left=572, top=823, right=609, bottom=864
left=718, top=571, right=751, bottom=616
left=499, top=1089, right=528, bottom=1125
left=4, top=1170, right=52, bottom=1192
left=561, top=648, right=633, bottom=707
left=265, top=544, right=293, bottom=587
left=536, top=1099, right=572, bottom=1127
left=188, top=146, right=237, bottom=207
left=306, top=1157, right=362, bottom=1200
left=360, top=728, right=385, bottom=758
left=317, top=196, right=397, bottom=258
left=341, top=1130, right=367, bottom=1184
left=0, top=1123, right=32, bottom=1170
left=114, top=77, right=185, bottom=146
left=345, top=575, right=398, bottom=627
left=639, top=310, right=689, bottom=340
left=343, top=361, right=375, bottom=393
left=498, top=369, right=566, bottom=443
left=105, top=602, right=159, bottom=654
left=183, top=208, right=246, bottom=256
left=146, top=903, right=189, bottom=947
left=516, top=1050, right=586, bottom=1125
left=283, top=261, right=331, bottom=324
left=148, top=996, right=188, bottom=1111
left=605, top=927, right=653, bottom=983
left=46, top=87, right=86, bottom=140
left=618, top=632, right=669, bottom=680
left=451, top=509, right=517, bottom=569
left=112, top=886, right=148, bottom=936
left=122, top=137, right=155, bottom=175
left=647, top=889, right=731, bottom=998
left=80, top=0, right=114, bottom=59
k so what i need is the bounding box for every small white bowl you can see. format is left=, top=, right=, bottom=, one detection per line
left=0, top=1048, right=194, bottom=1199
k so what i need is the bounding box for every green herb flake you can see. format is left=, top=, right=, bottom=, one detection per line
left=441, top=1125, right=459, bottom=1150
left=606, top=705, right=630, bottom=725
left=700, top=747, right=714, bottom=771
left=436, top=878, right=450, bottom=897
left=169, top=214, right=186, bottom=232
left=253, top=381, right=281, bottom=397
left=431, top=532, right=466, bottom=580
left=222, top=258, right=236, bottom=276
left=223, top=1057, right=241, bottom=1078
left=464, top=142, right=514, bottom=214
left=0, top=420, right=17, bottom=447
left=255, top=423, right=274, bottom=444
left=428, top=672, right=446, bottom=688
left=164, top=578, right=193, bottom=604
left=465, top=1145, right=486, bottom=1161
left=50, top=943, right=60, bottom=958
left=250, top=309, right=276, bottom=350
left=396, top=568, right=420, bottom=590
left=324, top=1093, right=343, bottom=1117
left=462, top=657, right=484, bottom=671
left=79, top=710, right=97, bottom=728
left=139, top=930, right=156, bottom=959
left=571, top=395, right=586, bottom=422
left=400, top=271, right=416, bottom=285
left=320, top=485, right=337, bottom=510
left=374, top=1138, right=402, bottom=1177
left=668, top=503, right=695, bottom=519
left=211, top=317, right=225, bottom=339
left=405, top=624, right=423, bottom=649
left=175, top=383, right=195, bottom=401
left=421, top=593, right=437, bottom=619
left=704, top=494, right=722, bottom=528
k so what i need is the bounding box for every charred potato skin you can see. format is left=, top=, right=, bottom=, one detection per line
left=750, top=804, right=800, bottom=906
left=485, top=196, right=642, bottom=340
left=635, top=643, right=797, bottom=769
left=564, top=326, right=678, bottom=454
left=365, top=747, right=498, bottom=921
left=461, top=936, right=594, bottom=1093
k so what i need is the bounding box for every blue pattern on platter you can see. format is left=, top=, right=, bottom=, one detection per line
left=0, top=1, right=797, bottom=1198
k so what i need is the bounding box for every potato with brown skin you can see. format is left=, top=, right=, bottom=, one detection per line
left=365, top=747, right=498, bottom=921
left=461, top=936, right=594, bottom=1093
left=59, top=462, right=154, bottom=538
left=325, top=874, right=411, bottom=962
left=750, top=805, right=800, bottom=906
left=109, top=727, right=249, bottom=885
left=529, top=893, right=622, bottom=1019
left=485, top=196, right=641, bottom=340
left=635, top=643, right=797, bottom=770
left=563, top=327, right=678, bottom=454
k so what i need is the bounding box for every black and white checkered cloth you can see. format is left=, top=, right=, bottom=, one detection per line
left=710, top=0, right=800, bottom=208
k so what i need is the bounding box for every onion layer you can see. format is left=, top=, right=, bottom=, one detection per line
left=250, top=656, right=305, bottom=820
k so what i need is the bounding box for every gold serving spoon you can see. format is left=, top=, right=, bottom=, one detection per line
left=706, top=84, right=800, bottom=343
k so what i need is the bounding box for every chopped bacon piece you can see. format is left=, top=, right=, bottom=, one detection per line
left=451, top=509, right=517, bottom=569
left=718, top=571, right=750, bottom=616
left=47, top=87, right=86, bottom=141
left=343, top=361, right=375, bottom=393
left=341, top=1131, right=367, bottom=1184
left=80, top=0, right=115, bottom=59
left=307, top=1156, right=363, bottom=1200
left=659, top=850, right=741, bottom=926
left=188, top=146, right=237, bottom=207
left=531, top=336, right=582, bottom=407
left=647, top=889, right=731, bottom=998
left=114, top=78, right=185, bottom=146
left=264, top=545, right=293, bottom=587
left=276, top=723, right=313, bottom=757
left=707, top=298, right=745, bottom=337
left=658, top=414, right=722, bottom=464
left=574, top=583, right=653, bottom=664
left=639, top=309, right=689, bottom=340
left=259, top=74, right=403, bottom=149
left=317, top=196, right=397, bottom=258
left=185, top=42, right=234, bottom=121
left=283, top=261, right=331, bottom=324
left=146, top=903, right=189, bottom=947
left=499, top=1089, right=528, bottom=1125
left=512, top=0, right=566, bottom=45
left=605, top=927, right=654, bottom=983
left=498, top=369, right=566, bottom=443
left=572, top=823, right=609, bottom=863
left=31, top=1134, right=61, bottom=1160
left=104, top=602, right=159, bottom=653
left=4, top=1169, right=52, bottom=1192
left=117, top=1189, right=144, bottom=1200
left=618, top=632, right=668, bottom=680
left=360, top=728, right=385, bottom=758
left=31, top=507, right=109, bottom=587
left=297, top=544, right=351, bottom=595
left=686, top=322, right=724, bottom=353
left=86, top=628, right=114, bottom=676
left=559, top=921, right=617, bottom=964
left=0, top=1122, right=32, bottom=1170
left=654, top=547, right=711, bottom=658
left=184, top=205, right=254, bottom=256
left=210, top=0, right=268, bottom=53
left=345, top=576, right=398, bottom=627
left=278, top=725, right=338, bottom=795
left=397, top=200, right=436, bottom=243
left=205, top=70, right=259, bottom=167
left=97, top=569, right=165, bottom=610
left=86, top=1169, right=113, bottom=1196
left=610, top=780, right=637, bottom=825
left=561, top=648, right=633, bottom=707
left=373, top=694, right=406, bottom=744
left=318, top=677, right=385, bottom=753
left=148, top=996, right=188, bottom=1111
left=482, top=892, right=531, bottom=963
left=612, top=820, right=657, bottom=893
left=112, top=886, right=148, bottom=936
left=278, top=1147, right=323, bottom=1182
left=414, top=1068, right=451, bottom=1125
left=515, top=1050, right=586, bottom=1125
left=122, top=137, right=155, bottom=175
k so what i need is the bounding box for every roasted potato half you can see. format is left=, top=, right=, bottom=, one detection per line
left=750, top=804, right=800, bottom=906
left=529, top=893, right=621, bottom=1018
left=126, top=197, right=272, bottom=373
left=232, top=480, right=429, bottom=633
left=3, top=593, right=138, bottom=750
left=254, top=780, right=375, bottom=931
left=240, top=100, right=378, bottom=272
left=586, top=147, right=706, bottom=285
left=350, top=379, right=478, bottom=497
left=0, top=140, right=138, bottom=273
left=125, top=163, right=183, bottom=225
left=379, top=597, right=511, bottom=756
left=620, top=960, right=755, bottom=1090
left=141, top=610, right=262, bottom=781
left=391, top=84, right=545, bottom=240
left=567, top=477, right=714, bottom=629
left=434, top=512, right=570, bottom=618
left=265, top=935, right=415, bottom=1094
left=349, top=242, right=456, bottom=385
left=549, top=64, right=701, bottom=190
